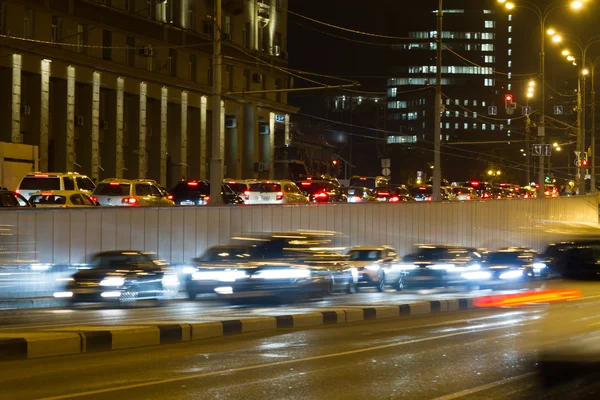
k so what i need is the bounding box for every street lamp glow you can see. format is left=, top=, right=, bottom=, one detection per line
left=528, top=80, right=535, bottom=87
left=582, top=68, right=590, bottom=75
left=520, top=149, right=524, bottom=152
left=571, top=1, right=584, bottom=10
left=556, top=146, right=562, bottom=151
left=553, top=142, right=559, bottom=147
left=497, top=171, right=501, bottom=176
left=497, top=0, right=506, bottom=3
left=562, top=50, right=570, bottom=56
left=528, top=87, right=534, bottom=93
left=527, top=92, right=534, bottom=98
left=552, top=35, right=563, bottom=43
left=488, top=170, right=493, bottom=176
left=505, top=2, right=515, bottom=9
left=547, top=28, right=556, bottom=36
left=567, top=55, right=576, bottom=61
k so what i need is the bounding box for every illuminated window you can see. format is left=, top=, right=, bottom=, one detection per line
left=455, top=111, right=459, bottom=117
left=508, top=61, right=512, bottom=67
left=508, top=119, right=512, bottom=125
left=508, top=72, right=512, bottom=79
left=482, top=44, right=494, bottom=51
left=484, top=78, right=494, bottom=86
left=473, top=123, right=478, bottom=129
left=500, top=124, right=504, bottom=130
left=481, top=33, right=495, bottom=40
left=508, top=37, right=512, bottom=44
left=484, top=55, right=495, bottom=63
left=455, top=123, right=459, bottom=129
left=473, top=100, right=478, bottom=106
left=474, top=112, right=478, bottom=118
left=508, top=49, right=512, bottom=56
left=485, top=21, right=495, bottom=28
left=388, top=88, right=397, bottom=97
left=508, top=26, right=512, bottom=33
left=445, top=122, right=450, bottom=129
left=482, top=124, right=486, bottom=130
left=508, top=83, right=512, bottom=90
left=464, top=123, right=468, bottom=129
left=464, top=99, right=469, bottom=106
left=446, top=99, right=450, bottom=105
left=491, top=124, right=495, bottom=130
left=464, top=111, right=468, bottom=118
left=445, top=110, right=450, bottom=117
left=482, top=101, right=486, bottom=107
left=508, top=15, right=512, bottom=21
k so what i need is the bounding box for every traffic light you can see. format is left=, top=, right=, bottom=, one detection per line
left=578, top=152, right=589, bottom=167
left=332, top=159, right=338, bottom=166
left=504, top=94, right=516, bottom=110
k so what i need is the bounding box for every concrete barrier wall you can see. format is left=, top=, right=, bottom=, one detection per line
left=1, top=196, right=597, bottom=266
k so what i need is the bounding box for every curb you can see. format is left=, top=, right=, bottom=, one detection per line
left=0, top=298, right=475, bottom=361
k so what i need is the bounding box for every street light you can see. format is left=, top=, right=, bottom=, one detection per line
left=562, top=49, right=571, bottom=56
left=498, top=0, right=589, bottom=198
left=552, top=34, right=563, bottom=43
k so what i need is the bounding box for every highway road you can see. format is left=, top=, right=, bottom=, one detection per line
left=3, top=294, right=600, bottom=400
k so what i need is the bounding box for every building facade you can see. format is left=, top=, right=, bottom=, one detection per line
left=0, top=0, right=294, bottom=188
left=386, top=1, right=524, bottom=181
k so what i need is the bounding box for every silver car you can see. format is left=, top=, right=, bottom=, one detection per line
left=92, top=179, right=175, bottom=207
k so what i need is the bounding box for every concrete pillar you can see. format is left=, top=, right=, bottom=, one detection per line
left=181, top=91, right=188, bottom=179
left=40, top=60, right=50, bottom=171
left=91, top=72, right=100, bottom=180
left=115, top=77, right=124, bottom=178
left=225, top=112, right=238, bottom=179
left=75, top=83, right=92, bottom=174
left=138, top=82, right=147, bottom=178
left=285, top=114, right=290, bottom=146
left=100, top=88, right=117, bottom=179
left=269, top=112, right=275, bottom=179
left=11, top=54, right=22, bottom=143
left=243, top=103, right=256, bottom=178
left=200, top=96, right=207, bottom=180
left=160, top=86, right=168, bottom=186
left=66, top=66, right=75, bottom=171
left=50, top=79, right=67, bottom=171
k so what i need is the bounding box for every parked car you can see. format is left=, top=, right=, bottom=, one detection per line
left=28, top=190, right=98, bottom=208
left=0, top=188, right=31, bottom=207
left=401, top=245, right=484, bottom=288
left=450, top=187, right=479, bottom=201
left=346, top=245, right=405, bottom=291
left=16, top=172, right=96, bottom=200
left=54, top=250, right=179, bottom=304
left=92, top=179, right=175, bottom=206
left=346, top=186, right=377, bottom=202
left=169, top=180, right=243, bottom=205
left=297, top=180, right=347, bottom=203
left=243, top=180, right=309, bottom=204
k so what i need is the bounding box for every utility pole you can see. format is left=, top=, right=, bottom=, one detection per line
left=577, top=76, right=584, bottom=195
left=525, top=115, right=531, bottom=184
left=538, top=21, right=545, bottom=199
left=592, top=67, right=596, bottom=192
left=209, top=0, right=224, bottom=204
left=433, top=0, right=442, bottom=201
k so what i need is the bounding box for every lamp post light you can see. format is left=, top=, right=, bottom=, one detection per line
left=497, top=0, right=588, bottom=198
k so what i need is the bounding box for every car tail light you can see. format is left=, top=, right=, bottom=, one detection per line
left=228, top=180, right=236, bottom=184
left=301, top=182, right=311, bottom=186
left=483, top=192, right=490, bottom=198
left=90, top=196, right=98, bottom=203
left=390, top=196, right=400, bottom=202
left=244, top=190, right=250, bottom=200
left=544, top=190, right=550, bottom=196
left=314, top=192, right=328, bottom=201
left=524, top=194, right=529, bottom=198
left=205, top=196, right=210, bottom=201
left=466, top=195, right=471, bottom=200
left=188, top=182, right=198, bottom=186
left=425, top=196, right=432, bottom=201
left=167, top=194, right=174, bottom=200
left=15, top=189, right=20, bottom=194
left=276, top=191, right=284, bottom=201
left=34, top=174, right=49, bottom=178
left=41, top=192, right=53, bottom=196
left=122, top=197, right=138, bottom=205
left=109, top=182, right=120, bottom=186
left=378, top=192, right=390, bottom=196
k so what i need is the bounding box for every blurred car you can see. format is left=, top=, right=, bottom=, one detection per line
left=169, top=180, right=243, bottom=205
left=244, top=180, right=309, bottom=204
left=92, top=179, right=175, bottom=206
left=541, top=240, right=600, bottom=278
left=544, top=184, right=559, bottom=198
left=408, top=185, right=454, bottom=201
left=28, top=190, right=98, bottom=208
left=16, top=172, right=96, bottom=200
left=555, top=243, right=600, bottom=279
left=349, top=176, right=389, bottom=190
left=297, top=180, right=347, bottom=203
left=54, top=250, right=179, bottom=304
left=481, top=249, right=545, bottom=280
left=372, top=186, right=411, bottom=202
left=346, top=186, right=377, bottom=202
left=463, top=181, right=492, bottom=199
left=0, top=189, right=32, bottom=207
left=346, top=246, right=405, bottom=291
left=401, top=245, right=484, bottom=288
left=450, top=187, right=479, bottom=201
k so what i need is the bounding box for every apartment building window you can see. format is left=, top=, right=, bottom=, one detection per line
left=168, top=49, right=177, bottom=77
left=275, top=78, right=282, bottom=102
left=102, top=30, right=112, bottom=60
left=225, top=64, right=233, bottom=91
left=261, top=74, right=267, bottom=98
left=24, top=8, right=34, bottom=39
left=189, top=54, right=197, bottom=81
left=243, top=22, right=250, bottom=48
left=51, top=16, right=62, bottom=43
left=484, top=21, right=495, bottom=28
left=243, top=69, right=250, bottom=92
left=273, top=32, right=282, bottom=55
left=146, top=45, right=153, bottom=71
left=77, top=24, right=88, bottom=54
left=203, top=20, right=214, bottom=37
left=223, top=15, right=232, bottom=40
left=126, top=36, right=135, bottom=67
left=208, top=63, right=213, bottom=85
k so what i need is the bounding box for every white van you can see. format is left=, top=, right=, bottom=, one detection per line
left=16, top=172, right=96, bottom=201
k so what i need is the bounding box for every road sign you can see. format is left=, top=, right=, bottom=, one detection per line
left=537, top=126, right=545, bottom=137
left=522, top=106, right=531, bottom=115
left=381, top=158, right=391, bottom=168
left=554, top=105, right=564, bottom=115
left=488, top=106, right=497, bottom=116
left=382, top=168, right=391, bottom=176
left=532, top=144, right=551, bottom=156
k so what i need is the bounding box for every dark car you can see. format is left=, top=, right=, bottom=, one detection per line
left=542, top=240, right=600, bottom=278
left=481, top=249, right=544, bottom=281
left=169, top=180, right=243, bottom=205
left=557, top=243, right=600, bottom=279
left=297, top=180, right=347, bottom=203
left=0, top=189, right=32, bottom=207
left=401, top=245, right=483, bottom=288
left=54, top=251, right=179, bottom=304
left=373, top=186, right=416, bottom=202
left=409, top=186, right=434, bottom=201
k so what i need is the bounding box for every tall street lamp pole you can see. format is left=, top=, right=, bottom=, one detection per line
left=209, top=0, right=224, bottom=204
left=589, top=57, right=600, bottom=192
left=433, top=0, right=443, bottom=201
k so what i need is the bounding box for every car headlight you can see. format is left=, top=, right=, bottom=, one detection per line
left=364, top=264, right=381, bottom=271
left=181, top=266, right=196, bottom=274
left=161, top=274, right=180, bottom=286
left=461, top=271, right=492, bottom=280
left=398, top=263, right=418, bottom=270
left=192, top=270, right=248, bottom=282
left=499, top=270, right=523, bottom=280
left=532, top=262, right=546, bottom=272
left=430, top=263, right=456, bottom=270
left=99, top=277, right=125, bottom=287
left=251, top=269, right=311, bottom=280
left=462, top=263, right=481, bottom=271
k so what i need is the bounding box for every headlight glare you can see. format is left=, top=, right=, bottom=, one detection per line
left=99, top=277, right=125, bottom=287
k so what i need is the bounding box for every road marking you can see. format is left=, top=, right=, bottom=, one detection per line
left=430, top=372, right=536, bottom=400
left=36, top=323, right=525, bottom=400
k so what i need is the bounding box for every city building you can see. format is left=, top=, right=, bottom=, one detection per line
left=0, top=0, right=295, bottom=188
left=385, top=1, right=527, bottom=181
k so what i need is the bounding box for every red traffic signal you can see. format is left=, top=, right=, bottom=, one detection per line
left=332, top=160, right=338, bottom=165
left=505, top=94, right=513, bottom=102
